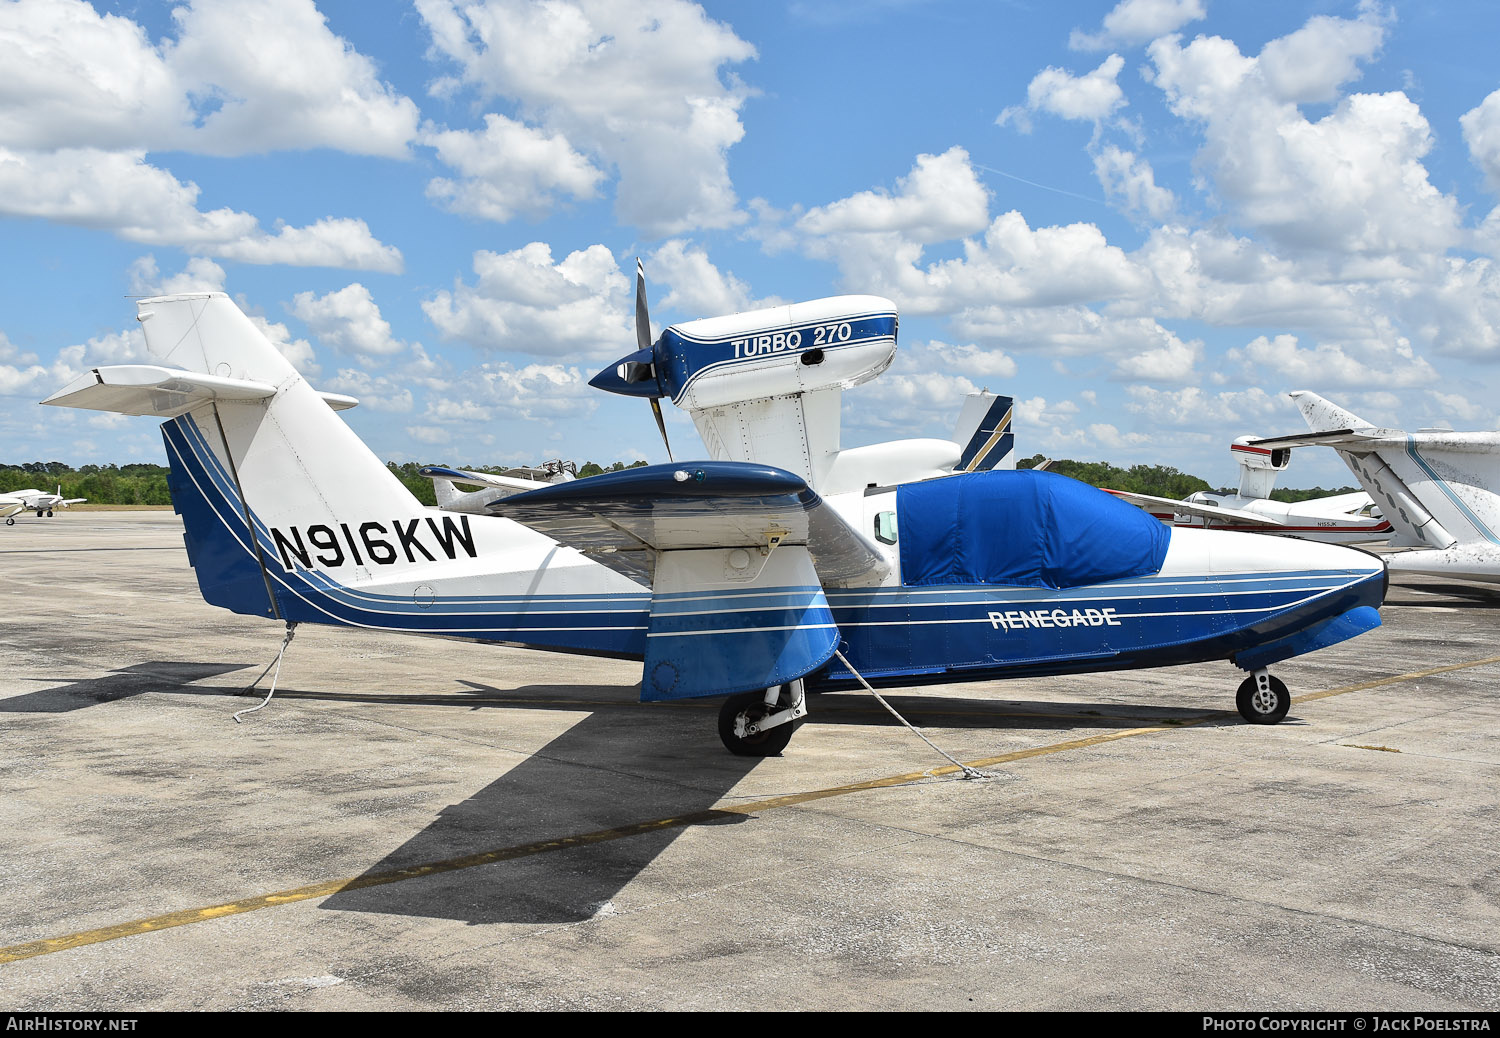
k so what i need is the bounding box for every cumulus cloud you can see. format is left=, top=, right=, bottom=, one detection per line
left=1461, top=89, right=1500, bottom=196
left=0, top=2, right=410, bottom=268
left=1111, top=329, right=1202, bottom=382
left=1146, top=9, right=1458, bottom=258
left=2, top=326, right=155, bottom=400
left=1256, top=7, right=1388, bottom=105
left=0, top=148, right=402, bottom=272
left=411, top=362, right=597, bottom=427
left=847, top=372, right=982, bottom=432
left=290, top=283, right=405, bottom=358
left=417, top=0, right=756, bottom=235
left=647, top=240, right=777, bottom=318
left=998, top=55, right=1127, bottom=132
left=796, top=148, right=990, bottom=244
left=1070, top=0, right=1206, bottom=51
left=407, top=425, right=452, bottom=445
left=885, top=210, right=1149, bottom=314
left=1093, top=146, right=1177, bottom=222
left=0, top=0, right=419, bottom=157
left=127, top=256, right=228, bottom=296
left=321, top=369, right=415, bottom=413
left=1125, top=385, right=1282, bottom=427
left=244, top=313, right=320, bottom=377
left=163, top=0, right=420, bottom=158
left=1224, top=333, right=1439, bottom=389
left=914, top=341, right=1018, bottom=380
left=422, top=242, right=631, bottom=358
left=423, top=114, right=603, bottom=222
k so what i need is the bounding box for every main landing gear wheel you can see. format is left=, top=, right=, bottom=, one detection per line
left=718, top=683, right=806, bottom=757
left=4, top=517, right=13, bottom=526
left=1236, top=671, right=1291, bottom=725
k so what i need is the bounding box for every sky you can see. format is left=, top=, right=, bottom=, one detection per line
left=4, top=0, right=1500, bottom=489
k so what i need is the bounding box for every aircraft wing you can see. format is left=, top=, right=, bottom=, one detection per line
left=491, top=461, right=889, bottom=587
left=1103, top=488, right=1284, bottom=528
left=494, top=461, right=879, bottom=701
left=418, top=466, right=554, bottom=498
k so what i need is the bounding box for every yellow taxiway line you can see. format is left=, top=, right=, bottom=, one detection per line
left=4, top=653, right=1498, bottom=966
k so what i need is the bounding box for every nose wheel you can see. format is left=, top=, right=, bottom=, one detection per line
left=1236, top=670, right=1290, bottom=724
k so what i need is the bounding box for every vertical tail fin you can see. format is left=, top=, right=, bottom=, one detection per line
left=952, top=392, right=1015, bottom=472
left=135, top=294, right=423, bottom=536
left=1290, top=391, right=1374, bottom=434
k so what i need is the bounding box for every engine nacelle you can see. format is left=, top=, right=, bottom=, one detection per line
left=1232, top=436, right=1291, bottom=500
left=591, top=296, right=897, bottom=410
left=658, top=296, right=896, bottom=410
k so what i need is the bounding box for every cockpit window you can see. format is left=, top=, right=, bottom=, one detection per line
left=874, top=510, right=898, bottom=545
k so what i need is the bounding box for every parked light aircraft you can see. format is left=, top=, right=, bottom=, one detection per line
left=1107, top=438, right=1389, bottom=545
left=0, top=485, right=85, bottom=525
left=1251, top=392, right=1500, bottom=584
left=41, top=288, right=1386, bottom=753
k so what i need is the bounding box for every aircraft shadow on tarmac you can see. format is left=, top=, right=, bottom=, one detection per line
left=0, top=661, right=251, bottom=713
left=6, top=660, right=1235, bottom=926
left=310, top=681, right=1231, bottom=927
left=320, top=698, right=764, bottom=927
left=1387, top=582, right=1500, bottom=609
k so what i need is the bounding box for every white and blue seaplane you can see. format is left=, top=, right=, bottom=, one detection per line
left=41, top=277, right=1386, bottom=754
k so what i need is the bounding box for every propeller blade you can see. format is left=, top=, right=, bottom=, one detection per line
left=635, top=257, right=673, bottom=461
left=634, top=257, right=652, bottom=354
left=650, top=397, right=674, bottom=464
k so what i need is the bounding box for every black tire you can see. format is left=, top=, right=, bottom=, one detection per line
left=46, top=510, right=53, bottom=517
left=4, top=517, right=13, bottom=526
left=718, top=689, right=798, bottom=757
left=1236, top=674, right=1290, bottom=724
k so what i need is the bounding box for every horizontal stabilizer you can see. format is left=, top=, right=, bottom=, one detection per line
left=42, top=365, right=274, bottom=417
left=42, top=365, right=357, bottom=417
left=491, top=461, right=889, bottom=587
left=1103, top=488, right=1283, bottom=528
left=1248, top=429, right=1378, bottom=450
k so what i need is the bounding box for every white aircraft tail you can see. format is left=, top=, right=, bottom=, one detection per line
left=43, top=293, right=551, bottom=620
left=1278, top=390, right=1500, bottom=551
left=132, top=295, right=432, bottom=578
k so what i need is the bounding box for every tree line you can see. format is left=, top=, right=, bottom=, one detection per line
left=4, top=458, right=1351, bottom=507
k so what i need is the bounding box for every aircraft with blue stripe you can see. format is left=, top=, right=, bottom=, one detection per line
left=42, top=279, right=1386, bottom=756
left=1252, top=392, right=1500, bottom=585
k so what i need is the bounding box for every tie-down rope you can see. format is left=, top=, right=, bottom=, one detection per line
left=832, top=648, right=988, bottom=780
left=233, top=622, right=298, bottom=724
